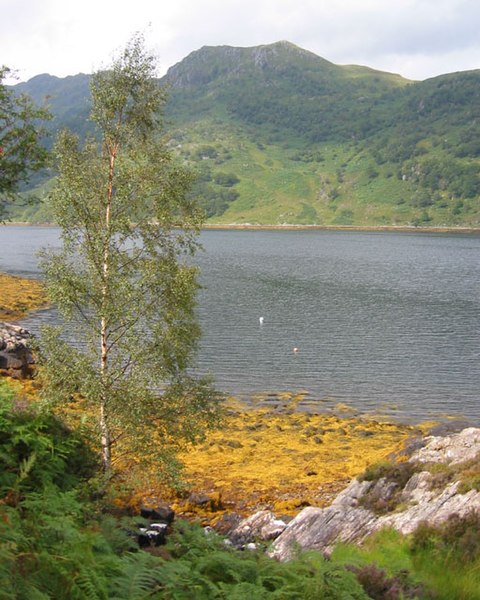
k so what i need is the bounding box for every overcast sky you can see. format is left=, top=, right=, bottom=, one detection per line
left=2, top=0, right=480, bottom=83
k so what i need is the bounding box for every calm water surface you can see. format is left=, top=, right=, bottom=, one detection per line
left=1, top=226, right=479, bottom=422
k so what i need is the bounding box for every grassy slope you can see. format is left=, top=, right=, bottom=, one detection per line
left=7, top=42, right=480, bottom=226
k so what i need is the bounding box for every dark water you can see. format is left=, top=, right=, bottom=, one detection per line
left=1, top=225, right=479, bottom=422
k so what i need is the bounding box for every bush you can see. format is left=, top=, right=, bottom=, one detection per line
left=409, top=513, right=480, bottom=599
left=0, top=381, right=97, bottom=503
left=213, top=172, right=240, bottom=186
left=349, top=563, right=431, bottom=599
left=0, top=381, right=119, bottom=599
left=411, top=511, right=480, bottom=564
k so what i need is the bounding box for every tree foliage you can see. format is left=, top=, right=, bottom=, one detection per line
left=39, top=34, right=222, bottom=479
left=0, top=66, right=50, bottom=216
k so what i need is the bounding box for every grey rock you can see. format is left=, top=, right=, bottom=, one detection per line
left=331, top=479, right=374, bottom=507
left=381, top=483, right=480, bottom=535
left=140, top=504, right=175, bottom=524
left=409, top=427, right=480, bottom=465
left=269, top=505, right=376, bottom=561
left=228, top=510, right=286, bottom=548
left=0, top=322, right=35, bottom=378
left=268, top=427, right=480, bottom=561
left=400, top=471, right=434, bottom=504
left=261, top=518, right=289, bottom=541
left=0, top=354, right=24, bottom=370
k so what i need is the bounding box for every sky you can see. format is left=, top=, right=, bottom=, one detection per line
left=2, top=0, right=480, bottom=83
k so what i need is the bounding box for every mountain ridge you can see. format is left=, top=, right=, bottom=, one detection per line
left=7, top=41, right=480, bottom=226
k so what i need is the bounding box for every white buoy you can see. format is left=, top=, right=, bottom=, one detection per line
left=293, top=347, right=299, bottom=353
left=259, top=316, right=264, bottom=324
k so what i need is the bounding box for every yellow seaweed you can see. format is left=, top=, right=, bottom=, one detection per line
left=0, top=273, right=47, bottom=320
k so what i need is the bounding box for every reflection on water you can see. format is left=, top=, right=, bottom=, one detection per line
left=2, top=225, right=480, bottom=422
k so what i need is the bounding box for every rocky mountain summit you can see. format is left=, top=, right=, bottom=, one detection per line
left=226, top=427, right=480, bottom=561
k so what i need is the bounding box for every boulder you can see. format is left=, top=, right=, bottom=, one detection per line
left=269, top=505, right=376, bottom=561
left=228, top=510, right=287, bottom=548
left=381, top=482, right=480, bottom=535
left=212, top=512, right=243, bottom=536
left=409, top=427, right=480, bottom=465
left=136, top=504, right=175, bottom=548
left=140, top=504, right=175, bottom=524
left=138, top=523, right=168, bottom=547
left=0, top=322, right=35, bottom=378
left=186, top=492, right=223, bottom=512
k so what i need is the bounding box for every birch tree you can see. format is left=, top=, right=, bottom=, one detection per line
left=40, top=35, right=221, bottom=479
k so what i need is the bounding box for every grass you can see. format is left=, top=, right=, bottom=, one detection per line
left=333, top=524, right=480, bottom=600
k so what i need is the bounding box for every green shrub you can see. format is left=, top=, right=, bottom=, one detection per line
left=412, top=512, right=480, bottom=564
left=213, top=172, right=240, bottom=186
left=359, top=460, right=418, bottom=487
left=0, top=381, right=97, bottom=503
left=358, top=461, right=419, bottom=514
left=409, top=513, right=480, bottom=599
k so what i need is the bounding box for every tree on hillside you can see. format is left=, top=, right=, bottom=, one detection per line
left=0, top=66, right=50, bottom=217
left=39, top=35, right=222, bottom=479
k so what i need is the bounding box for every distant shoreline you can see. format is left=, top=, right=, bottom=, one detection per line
left=2, top=222, right=480, bottom=234
left=203, top=223, right=480, bottom=234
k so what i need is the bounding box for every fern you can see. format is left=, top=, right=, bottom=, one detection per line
left=110, top=552, right=164, bottom=599
left=197, top=551, right=258, bottom=585
left=0, top=385, right=96, bottom=502
left=72, top=568, right=109, bottom=600
left=157, top=522, right=371, bottom=599
left=217, top=581, right=270, bottom=599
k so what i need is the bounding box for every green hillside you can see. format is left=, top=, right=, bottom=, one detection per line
left=7, top=41, right=480, bottom=226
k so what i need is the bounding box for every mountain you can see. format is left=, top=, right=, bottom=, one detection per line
left=7, top=41, right=480, bottom=226
left=163, top=41, right=408, bottom=142
left=14, top=72, right=92, bottom=143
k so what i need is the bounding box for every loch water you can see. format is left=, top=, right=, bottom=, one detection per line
left=1, top=226, right=479, bottom=422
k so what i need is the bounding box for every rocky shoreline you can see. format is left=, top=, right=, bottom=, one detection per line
left=2, top=320, right=479, bottom=564
left=223, top=426, right=480, bottom=560
left=127, top=424, right=480, bottom=564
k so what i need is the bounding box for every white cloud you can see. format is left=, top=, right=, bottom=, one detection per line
left=1, top=0, right=479, bottom=82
